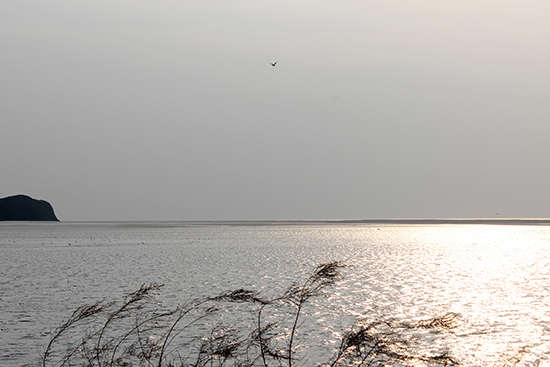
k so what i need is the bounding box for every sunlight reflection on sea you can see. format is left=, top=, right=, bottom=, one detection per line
left=0, top=222, right=549, bottom=366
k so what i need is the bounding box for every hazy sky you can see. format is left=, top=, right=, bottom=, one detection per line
left=2, top=0, right=549, bottom=221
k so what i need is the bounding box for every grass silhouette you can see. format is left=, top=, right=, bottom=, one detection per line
left=42, top=262, right=461, bottom=367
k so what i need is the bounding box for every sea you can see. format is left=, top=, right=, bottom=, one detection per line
left=1, top=220, right=549, bottom=366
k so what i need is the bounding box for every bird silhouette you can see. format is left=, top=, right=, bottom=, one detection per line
left=271, top=62, right=277, bottom=67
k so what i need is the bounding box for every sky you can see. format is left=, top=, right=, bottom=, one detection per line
left=1, top=0, right=549, bottom=221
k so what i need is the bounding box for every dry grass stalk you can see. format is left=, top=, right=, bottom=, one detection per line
left=41, top=262, right=466, bottom=367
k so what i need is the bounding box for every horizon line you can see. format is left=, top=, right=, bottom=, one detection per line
left=29, top=218, right=550, bottom=226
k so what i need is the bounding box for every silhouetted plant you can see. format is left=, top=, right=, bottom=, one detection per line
left=328, top=314, right=460, bottom=367
left=42, top=262, right=461, bottom=367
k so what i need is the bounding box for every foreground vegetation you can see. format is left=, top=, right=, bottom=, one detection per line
left=42, top=262, right=462, bottom=367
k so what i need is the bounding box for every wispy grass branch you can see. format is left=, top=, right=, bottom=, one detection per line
left=41, top=262, right=476, bottom=367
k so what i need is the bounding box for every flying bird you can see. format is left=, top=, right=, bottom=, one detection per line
left=271, top=62, right=277, bottom=67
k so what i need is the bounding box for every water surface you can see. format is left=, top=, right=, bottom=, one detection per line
left=1, top=221, right=549, bottom=366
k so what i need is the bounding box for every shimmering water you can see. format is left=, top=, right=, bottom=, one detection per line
left=1, top=222, right=549, bottom=366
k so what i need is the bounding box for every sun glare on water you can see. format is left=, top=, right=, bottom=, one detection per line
left=326, top=224, right=550, bottom=366
left=403, top=225, right=550, bottom=366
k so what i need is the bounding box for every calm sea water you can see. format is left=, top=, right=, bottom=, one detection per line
left=1, top=221, right=549, bottom=366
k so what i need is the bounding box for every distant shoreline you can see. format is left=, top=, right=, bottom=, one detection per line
left=10, top=218, right=548, bottom=227
left=175, top=218, right=550, bottom=226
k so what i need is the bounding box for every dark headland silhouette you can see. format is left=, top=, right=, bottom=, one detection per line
left=0, top=194, right=59, bottom=221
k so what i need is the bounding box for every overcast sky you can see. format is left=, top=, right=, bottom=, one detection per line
left=1, top=0, right=549, bottom=221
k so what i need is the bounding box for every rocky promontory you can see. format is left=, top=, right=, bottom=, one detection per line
left=0, top=195, right=59, bottom=221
